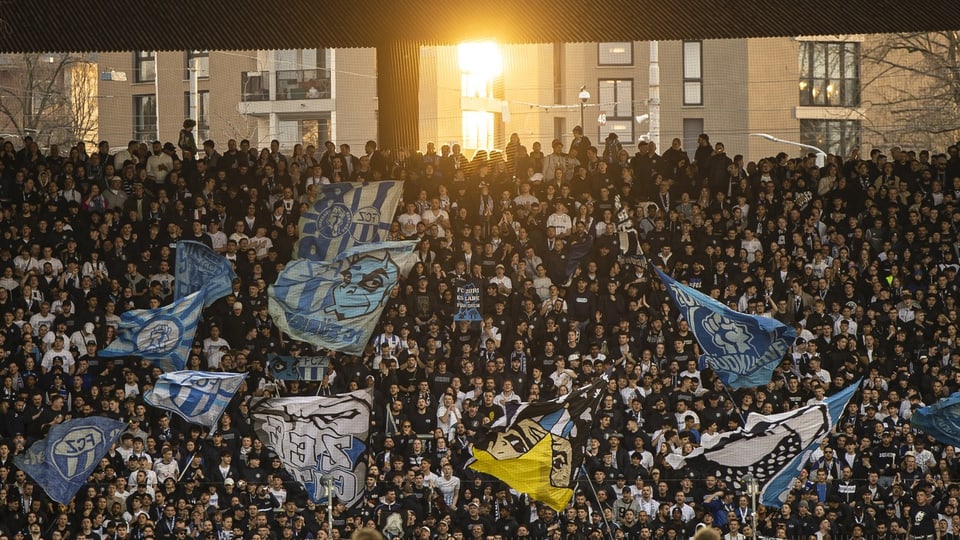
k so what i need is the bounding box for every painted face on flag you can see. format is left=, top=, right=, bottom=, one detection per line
left=468, top=393, right=596, bottom=512
left=324, top=254, right=398, bottom=320
left=475, top=418, right=574, bottom=488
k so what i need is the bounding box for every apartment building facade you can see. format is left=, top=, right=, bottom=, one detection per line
left=2, top=35, right=933, bottom=160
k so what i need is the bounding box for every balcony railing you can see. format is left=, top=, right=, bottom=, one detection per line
left=275, top=69, right=331, bottom=100
left=241, top=71, right=269, bottom=102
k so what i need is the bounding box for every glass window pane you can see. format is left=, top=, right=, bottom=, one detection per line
left=813, top=44, right=826, bottom=79
left=683, top=118, right=704, bottom=153
left=799, top=43, right=810, bottom=78
left=599, top=42, right=632, bottom=65
left=827, top=44, right=841, bottom=79
left=683, top=42, right=701, bottom=79
left=684, top=82, right=702, bottom=106
left=599, top=121, right=633, bottom=146
left=616, top=80, right=633, bottom=117
left=598, top=81, right=615, bottom=114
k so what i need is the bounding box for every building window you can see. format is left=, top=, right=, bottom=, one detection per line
left=682, top=118, right=704, bottom=157
left=183, top=91, right=210, bottom=141
left=800, top=119, right=860, bottom=156
left=799, top=42, right=860, bottom=107
left=274, top=49, right=332, bottom=100
left=133, top=94, right=157, bottom=142
left=185, top=50, right=209, bottom=79
left=598, top=42, right=633, bottom=66
left=682, top=41, right=703, bottom=106
left=598, top=79, right=634, bottom=144
left=135, top=51, right=155, bottom=83
left=277, top=118, right=330, bottom=150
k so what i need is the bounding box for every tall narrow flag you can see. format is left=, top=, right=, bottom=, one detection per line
left=654, top=266, right=796, bottom=388
left=174, top=240, right=238, bottom=307
left=911, top=391, right=960, bottom=449
left=666, top=381, right=859, bottom=504
left=295, top=181, right=403, bottom=260
left=467, top=376, right=607, bottom=511
left=144, top=371, right=247, bottom=428
left=760, top=381, right=860, bottom=507
left=269, top=241, right=416, bottom=354
left=564, top=232, right=594, bottom=284
left=99, top=291, right=204, bottom=372
left=15, top=416, right=126, bottom=504
left=249, top=389, right=373, bottom=505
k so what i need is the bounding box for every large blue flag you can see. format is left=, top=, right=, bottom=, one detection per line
left=15, top=417, right=126, bottom=504
left=99, top=291, right=204, bottom=372
left=760, top=380, right=860, bottom=507
left=654, top=266, right=796, bottom=388
left=249, top=389, right=373, bottom=505
left=269, top=241, right=416, bottom=354
left=295, top=181, right=403, bottom=260
left=174, top=240, right=237, bottom=307
left=911, top=391, right=960, bottom=449
left=144, top=371, right=246, bottom=428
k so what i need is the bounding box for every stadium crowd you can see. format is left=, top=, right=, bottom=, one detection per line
left=0, top=122, right=959, bottom=540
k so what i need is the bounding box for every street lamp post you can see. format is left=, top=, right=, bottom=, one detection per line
left=743, top=473, right=759, bottom=540
left=750, top=133, right=827, bottom=168
left=578, top=85, right=590, bottom=132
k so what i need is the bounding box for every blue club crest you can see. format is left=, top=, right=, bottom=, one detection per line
left=51, top=425, right=113, bottom=480
left=136, top=318, right=184, bottom=354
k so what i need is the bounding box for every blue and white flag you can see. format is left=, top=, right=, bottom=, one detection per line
left=295, top=181, right=403, bottom=261
left=249, top=389, right=373, bottom=505
left=269, top=241, right=416, bottom=354
left=15, top=416, right=126, bottom=505
left=667, top=400, right=833, bottom=499
left=760, top=381, right=860, bottom=507
left=654, top=266, right=796, bottom=388
left=911, top=391, right=960, bottom=449
left=144, top=371, right=246, bottom=428
left=174, top=240, right=237, bottom=307
left=99, top=291, right=204, bottom=372
left=267, top=355, right=331, bottom=381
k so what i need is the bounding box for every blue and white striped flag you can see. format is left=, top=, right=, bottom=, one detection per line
left=269, top=241, right=416, bottom=354
left=174, top=240, right=237, bottom=307
left=15, top=416, right=126, bottom=505
left=99, top=291, right=204, bottom=372
left=144, top=371, right=246, bottom=428
left=295, top=181, right=403, bottom=260
left=654, top=266, right=796, bottom=388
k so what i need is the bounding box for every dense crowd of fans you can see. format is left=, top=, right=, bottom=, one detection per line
left=0, top=122, right=959, bottom=540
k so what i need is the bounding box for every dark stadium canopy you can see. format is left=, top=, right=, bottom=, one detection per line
left=2, top=0, right=960, bottom=52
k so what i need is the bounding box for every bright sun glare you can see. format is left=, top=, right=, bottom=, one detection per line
left=457, top=41, right=502, bottom=78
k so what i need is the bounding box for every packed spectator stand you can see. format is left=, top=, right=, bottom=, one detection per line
left=0, top=127, right=957, bottom=540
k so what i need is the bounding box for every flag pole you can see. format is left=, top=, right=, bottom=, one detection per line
left=722, top=385, right=749, bottom=427
left=579, top=464, right=616, bottom=540
left=326, top=476, right=334, bottom=537
left=178, top=452, right=196, bottom=482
